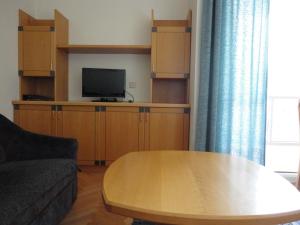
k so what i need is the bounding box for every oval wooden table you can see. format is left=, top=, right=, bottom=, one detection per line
left=102, top=151, right=300, bottom=225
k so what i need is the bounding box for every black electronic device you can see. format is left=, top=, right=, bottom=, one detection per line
left=82, top=68, right=125, bottom=102
left=23, top=94, right=53, bottom=101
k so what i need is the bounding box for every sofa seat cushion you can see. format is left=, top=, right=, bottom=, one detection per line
left=0, top=159, right=77, bottom=225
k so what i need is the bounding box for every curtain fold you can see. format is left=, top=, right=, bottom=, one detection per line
left=195, top=0, right=270, bottom=164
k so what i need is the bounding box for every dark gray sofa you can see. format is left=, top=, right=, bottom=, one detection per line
left=0, top=114, right=78, bottom=225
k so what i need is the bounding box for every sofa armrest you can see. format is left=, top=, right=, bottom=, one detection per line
left=5, top=129, right=78, bottom=161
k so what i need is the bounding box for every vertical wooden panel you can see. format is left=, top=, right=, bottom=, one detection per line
left=106, top=108, right=141, bottom=161
left=96, top=111, right=106, bottom=161
left=18, top=28, right=23, bottom=72
left=146, top=108, right=189, bottom=151
left=54, top=10, right=69, bottom=45
left=55, top=49, right=68, bottom=100
left=151, top=32, right=157, bottom=73
left=144, top=112, right=150, bottom=151
left=138, top=112, right=145, bottom=151
left=62, top=110, right=96, bottom=162
left=55, top=10, right=69, bottom=100
left=184, top=33, right=191, bottom=74
left=183, top=112, right=190, bottom=150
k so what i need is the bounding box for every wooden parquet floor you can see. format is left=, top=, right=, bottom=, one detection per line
left=60, top=166, right=133, bottom=225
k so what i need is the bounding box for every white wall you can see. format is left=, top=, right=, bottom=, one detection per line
left=0, top=0, right=35, bottom=119
left=34, top=0, right=192, bottom=102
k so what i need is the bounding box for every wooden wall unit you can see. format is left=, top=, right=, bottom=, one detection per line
left=18, top=10, right=68, bottom=101
left=13, top=101, right=190, bottom=165
left=14, top=10, right=192, bottom=165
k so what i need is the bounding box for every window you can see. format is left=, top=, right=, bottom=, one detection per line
left=266, top=0, right=300, bottom=172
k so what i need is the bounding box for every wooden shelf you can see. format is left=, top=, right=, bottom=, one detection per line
left=12, top=100, right=190, bottom=108
left=57, top=44, right=151, bottom=54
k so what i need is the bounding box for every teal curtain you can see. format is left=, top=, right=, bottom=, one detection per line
left=195, top=0, right=269, bottom=164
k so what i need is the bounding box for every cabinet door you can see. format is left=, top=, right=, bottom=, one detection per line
left=60, top=106, right=96, bottom=163
left=152, top=27, right=190, bottom=76
left=14, top=105, right=56, bottom=136
left=145, top=108, right=189, bottom=150
left=106, top=107, right=144, bottom=161
left=19, top=26, right=55, bottom=76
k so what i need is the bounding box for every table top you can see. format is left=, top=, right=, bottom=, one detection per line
left=102, top=151, right=300, bottom=225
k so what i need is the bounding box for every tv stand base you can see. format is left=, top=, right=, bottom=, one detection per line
left=92, top=98, right=118, bottom=102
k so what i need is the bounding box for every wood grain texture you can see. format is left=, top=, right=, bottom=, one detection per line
left=105, top=107, right=142, bottom=161
left=55, top=49, right=68, bottom=100
left=21, top=27, right=53, bottom=73
left=15, top=106, right=55, bottom=136
left=20, top=77, right=54, bottom=99
left=153, top=20, right=188, bottom=27
left=57, top=45, right=151, bottom=54
left=146, top=109, right=187, bottom=150
left=55, top=9, right=69, bottom=100
left=19, top=9, right=35, bottom=26
left=152, top=79, right=187, bottom=104
left=60, top=166, right=133, bottom=225
left=103, top=151, right=300, bottom=225
left=96, top=111, right=106, bottom=161
left=155, top=32, right=187, bottom=74
left=60, top=109, right=96, bottom=161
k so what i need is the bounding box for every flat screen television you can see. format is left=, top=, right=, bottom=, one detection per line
left=82, top=68, right=126, bottom=100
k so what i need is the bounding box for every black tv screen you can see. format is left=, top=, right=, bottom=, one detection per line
left=82, top=68, right=125, bottom=98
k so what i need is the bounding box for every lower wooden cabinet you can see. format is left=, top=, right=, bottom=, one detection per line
left=58, top=106, right=96, bottom=165
left=14, top=105, right=56, bottom=136
left=13, top=102, right=190, bottom=164
left=105, top=107, right=143, bottom=161
left=145, top=108, right=189, bottom=150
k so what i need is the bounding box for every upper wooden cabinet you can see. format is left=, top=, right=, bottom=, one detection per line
left=19, top=26, right=55, bottom=77
left=18, top=10, right=68, bottom=101
left=152, top=27, right=190, bottom=77
left=151, top=10, right=192, bottom=104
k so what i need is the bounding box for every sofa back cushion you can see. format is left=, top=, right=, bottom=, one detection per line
left=0, top=114, right=22, bottom=150
left=0, top=145, right=6, bottom=163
